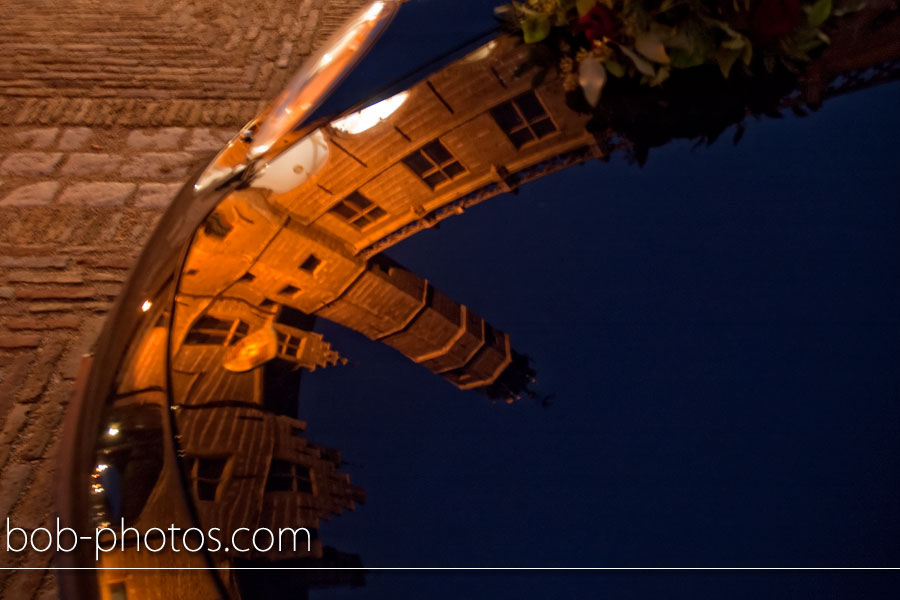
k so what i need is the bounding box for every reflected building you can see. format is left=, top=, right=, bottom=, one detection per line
left=90, top=310, right=365, bottom=600
left=176, top=35, right=600, bottom=404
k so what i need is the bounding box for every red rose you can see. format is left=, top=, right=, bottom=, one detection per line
left=750, top=0, right=804, bottom=41
left=573, top=5, right=618, bottom=41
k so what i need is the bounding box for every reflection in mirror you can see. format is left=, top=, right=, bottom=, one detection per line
left=57, top=1, right=900, bottom=598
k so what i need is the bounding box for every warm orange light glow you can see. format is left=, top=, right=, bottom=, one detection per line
left=223, top=326, right=279, bottom=372
left=140, top=300, right=152, bottom=312
left=331, top=91, right=409, bottom=134
left=240, top=343, right=264, bottom=359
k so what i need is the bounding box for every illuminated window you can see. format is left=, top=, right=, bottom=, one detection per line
left=265, top=459, right=313, bottom=494
left=185, top=456, right=228, bottom=502
left=489, top=91, right=557, bottom=149
left=329, top=191, right=387, bottom=230
left=402, top=139, right=466, bottom=189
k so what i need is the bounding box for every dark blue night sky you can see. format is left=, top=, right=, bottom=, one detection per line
left=295, top=0, right=900, bottom=596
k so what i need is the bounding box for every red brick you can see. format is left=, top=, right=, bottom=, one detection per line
left=12, top=458, right=57, bottom=529
left=0, top=182, right=60, bottom=207
left=18, top=384, right=69, bottom=461
left=0, top=403, right=31, bottom=471
left=0, top=461, right=33, bottom=520
left=0, top=334, right=42, bottom=349
left=13, top=127, right=59, bottom=149
left=85, top=271, right=127, bottom=283
left=0, top=354, right=33, bottom=417
left=0, top=256, right=69, bottom=269
left=26, top=302, right=85, bottom=313
left=61, top=316, right=105, bottom=379
left=14, top=285, right=98, bottom=300
left=16, top=339, right=67, bottom=403
left=95, top=282, right=124, bottom=298
left=5, top=315, right=82, bottom=330
left=57, top=127, right=92, bottom=150
left=0, top=556, right=49, bottom=599
left=76, top=255, right=135, bottom=269
left=0, top=152, right=63, bottom=176
left=5, top=270, right=84, bottom=284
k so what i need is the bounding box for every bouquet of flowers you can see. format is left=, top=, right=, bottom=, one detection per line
left=496, top=0, right=846, bottom=106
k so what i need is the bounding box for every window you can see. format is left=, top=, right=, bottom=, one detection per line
left=275, top=331, right=302, bottom=358
left=489, top=91, right=557, bottom=148
left=108, top=582, right=127, bottom=600
left=202, top=212, right=232, bottom=238
left=402, top=139, right=466, bottom=189
left=329, top=191, right=387, bottom=230
left=265, top=459, right=313, bottom=494
left=184, top=316, right=233, bottom=345
left=278, top=284, right=301, bottom=297
left=299, top=254, right=321, bottom=273
left=185, top=317, right=248, bottom=346
left=185, top=456, right=228, bottom=502
left=229, top=320, right=249, bottom=345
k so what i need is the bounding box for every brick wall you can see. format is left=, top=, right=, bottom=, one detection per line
left=0, top=0, right=364, bottom=597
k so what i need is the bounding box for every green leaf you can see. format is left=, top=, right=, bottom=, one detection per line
left=741, top=40, right=753, bottom=66
left=797, top=36, right=825, bottom=53
left=715, top=48, right=741, bottom=78
left=554, top=6, right=569, bottom=26
left=635, top=32, right=670, bottom=63
left=576, top=0, right=597, bottom=17
left=806, top=0, right=832, bottom=27
left=620, top=45, right=656, bottom=77
left=604, top=58, right=625, bottom=77
left=649, top=65, right=670, bottom=87
left=659, top=0, right=677, bottom=11
left=721, top=37, right=746, bottom=50
left=669, top=49, right=705, bottom=69
left=521, top=13, right=551, bottom=44
left=833, top=1, right=865, bottom=17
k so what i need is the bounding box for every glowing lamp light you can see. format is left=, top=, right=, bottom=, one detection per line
left=95, top=464, right=109, bottom=473
left=223, top=325, right=279, bottom=372
left=106, top=426, right=120, bottom=437
left=461, top=39, right=498, bottom=63
left=331, top=91, right=409, bottom=134
left=140, top=300, right=152, bottom=312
